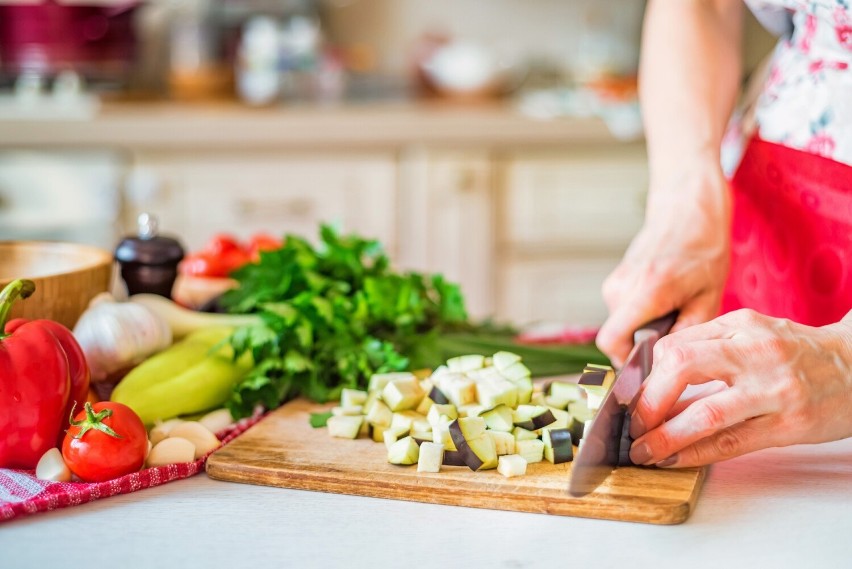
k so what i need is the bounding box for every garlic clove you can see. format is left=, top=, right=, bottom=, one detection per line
left=35, top=448, right=72, bottom=482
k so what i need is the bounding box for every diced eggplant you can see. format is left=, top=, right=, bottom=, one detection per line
left=512, top=426, right=538, bottom=441
left=542, top=407, right=570, bottom=432
left=512, top=405, right=555, bottom=431
left=442, top=449, right=468, bottom=467
left=358, top=417, right=371, bottom=438
left=457, top=403, right=488, bottom=418
left=327, top=415, right=363, bottom=439
left=529, top=391, right=546, bottom=406
left=387, top=436, right=420, bottom=465
left=369, top=423, right=390, bottom=443
left=511, top=376, right=534, bottom=405
left=449, top=417, right=486, bottom=447
left=366, top=399, right=393, bottom=427
left=437, top=374, right=476, bottom=408
left=492, top=351, right=521, bottom=373
left=369, top=371, right=415, bottom=393
left=362, top=391, right=381, bottom=416
left=566, top=415, right=585, bottom=443
left=497, top=454, right=527, bottom=478
left=466, top=366, right=504, bottom=383
left=475, top=376, right=519, bottom=409
left=411, top=431, right=434, bottom=445
left=500, top=361, right=531, bottom=382
left=542, top=428, right=573, bottom=464
left=578, top=367, right=615, bottom=411
left=515, top=439, right=545, bottom=463
left=340, top=388, right=368, bottom=407
left=464, top=434, right=498, bottom=471
left=428, top=385, right=451, bottom=405
left=432, top=419, right=457, bottom=451
left=481, top=405, right=514, bottom=432
left=331, top=405, right=363, bottom=417
left=447, top=354, right=485, bottom=373
left=417, top=442, right=445, bottom=473
left=427, top=403, right=458, bottom=428
left=382, top=376, right=425, bottom=412
left=549, top=381, right=584, bottom=403
left=584, top=363, right=614, bottom=374
left=487, top=430, right=515, bottom=456
left=544, top=395, right=569, bottom=410
left=383, top=426, right=411, bottom=450
left=568, top=400, right=593, bottom=423
left=391, top=410, right=423, bottom=434
left=416, top=395, right=434, bottom=416
left=419, top=378, right=434, bottom=395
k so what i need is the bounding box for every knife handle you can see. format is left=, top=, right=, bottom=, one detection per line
left=633, top=310, right=679, bottom=345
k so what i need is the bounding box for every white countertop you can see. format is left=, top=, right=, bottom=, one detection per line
left=2, top=437, right=851, bottom=568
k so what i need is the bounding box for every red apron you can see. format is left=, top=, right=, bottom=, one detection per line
left=722, top=136, right=852, bottom=325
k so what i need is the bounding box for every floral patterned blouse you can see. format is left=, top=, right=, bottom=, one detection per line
left=744, top=0, right=852, bottom=166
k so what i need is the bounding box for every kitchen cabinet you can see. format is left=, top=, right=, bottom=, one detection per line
left=123, top=152, right=398, bottom=254
left=495, top=145, right=648, bottom=326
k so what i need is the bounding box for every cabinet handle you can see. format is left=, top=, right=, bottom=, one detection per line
left=236, top=197, right=315, bottom=220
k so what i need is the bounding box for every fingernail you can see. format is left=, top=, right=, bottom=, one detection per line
left=630, top=442, right=652, bottom=465
left=629, top=412, right=646, bottom=439
left=656, top=455, right=679, bottom=468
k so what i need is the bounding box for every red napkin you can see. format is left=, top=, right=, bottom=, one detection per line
left=0, top=411, right=264, bottom=523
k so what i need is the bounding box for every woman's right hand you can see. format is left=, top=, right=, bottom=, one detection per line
left=596, top=158, right=733, bottom=366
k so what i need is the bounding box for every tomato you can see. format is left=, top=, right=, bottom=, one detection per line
left=219, top=248, right=251, bottom=274
left=62, top=402, right=148, bottom=482
left=204, top=234, right=243, bottom=257
left=179, top=253, right=229, bottom=278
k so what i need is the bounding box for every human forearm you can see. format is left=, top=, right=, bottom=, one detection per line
left=640, top=0, right=743, bottom=185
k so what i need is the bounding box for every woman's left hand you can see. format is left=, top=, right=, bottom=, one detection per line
left=628, top=309, right=852, bottom=468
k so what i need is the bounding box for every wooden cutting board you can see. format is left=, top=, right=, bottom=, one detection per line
left=207, top=399, right=706, bottom=525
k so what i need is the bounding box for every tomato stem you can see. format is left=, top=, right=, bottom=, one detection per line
left=68, top=402, right=123, bottom=440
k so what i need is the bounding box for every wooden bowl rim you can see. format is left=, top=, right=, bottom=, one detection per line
left=0, top=240, right=113, bottom=282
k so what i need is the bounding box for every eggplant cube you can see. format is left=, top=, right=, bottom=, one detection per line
left=369, top=371, right=416, bottom=393
left=436, top=374, right=476, bottom=408
left=417, top=442, right=445, bottom=473
left=500, top=361, right=531, bottom=382
left=427, top=403, right=458, bottom=428
left=497, top=454, right=527, bottom=478
left=382, top=376, right=425, bottom=412
left=387, top=436, right=420, bottom=465
left=327, top=415, right=363, bottom=439
left=487, top=430, right=515, bottom=456
left=366, top=400, right=393, bottom=427
left=432, top=419, right=457, bottom=451
left=511, top=376, right=534, bottom=405
left=340, top=388, right=368, bottom=407
left=542, top=428, right=574, bottom=464
left=331, top=405, right=363, bottom=417
left=475, top=376, right=519, bottom=409
left=447, top=354, right=486, bottom=373
left=481, top=405, right=514, bottom=432
left=578, top=368, right=615, bottom=411
left=492, top=351, right=521, bottom=372
left=515, top=439, right=545, bottom=463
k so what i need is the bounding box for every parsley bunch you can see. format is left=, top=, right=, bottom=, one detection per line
left=220, top=226, right=468, bottom=418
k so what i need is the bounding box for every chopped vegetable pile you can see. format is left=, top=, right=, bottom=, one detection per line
left=317, top=351, right=613, bottom=478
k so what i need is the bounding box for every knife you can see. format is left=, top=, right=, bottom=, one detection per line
left=568, top=310, right=678, bottom=497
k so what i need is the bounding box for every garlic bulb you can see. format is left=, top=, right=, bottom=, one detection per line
left=73, top=293, right=172, bottom=382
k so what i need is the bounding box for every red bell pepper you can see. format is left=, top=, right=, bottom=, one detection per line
left=0, top=279, right=91, bottom=469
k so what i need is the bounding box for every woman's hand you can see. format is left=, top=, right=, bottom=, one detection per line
left=596, top=159, right=732, bottom=366
left=628, top=309, right=852, bottom=468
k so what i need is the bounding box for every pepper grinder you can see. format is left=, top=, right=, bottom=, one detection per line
left=114, top=213, right=185, bottom=298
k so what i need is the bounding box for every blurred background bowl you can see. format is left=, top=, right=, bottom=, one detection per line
left=0, top=241, right=113, bottom=330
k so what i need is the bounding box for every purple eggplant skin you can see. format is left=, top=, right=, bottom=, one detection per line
left=579, top=370, right=608, bottom=387
left=448, top=419, right=486, bottom=471
left=617, top=411, right=634, bottom=467
left=530, top=409, right=556, bottom=430
left=443, top=449, right=474, bottom=467
left=429, top=386, right=451, bottom=405
left=547, top=429, right=574, bottom=464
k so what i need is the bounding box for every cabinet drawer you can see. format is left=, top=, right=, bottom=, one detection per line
left=496, top=257, right=619, bottom=326
left=135, top=154, right=397, bottom=252
left=501, top=148, right=647, bottom=253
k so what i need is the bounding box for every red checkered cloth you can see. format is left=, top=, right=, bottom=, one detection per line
left=0, top=411, right=265, bottom=523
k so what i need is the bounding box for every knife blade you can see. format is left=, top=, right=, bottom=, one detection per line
left=568, top=310, right=678, bottom=497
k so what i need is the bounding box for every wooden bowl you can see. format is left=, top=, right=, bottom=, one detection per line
left=0, top=241, right=113, bottom=330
